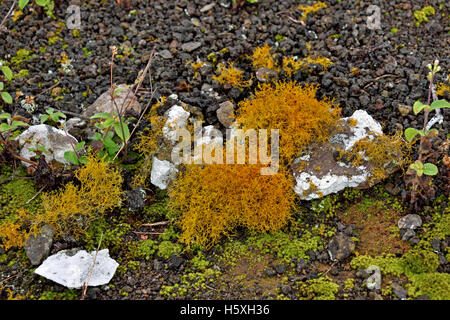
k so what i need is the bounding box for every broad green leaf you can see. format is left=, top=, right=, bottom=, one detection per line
left=413, top=101, right=428, bottom=115
left=46, top=107, right=54, bottom=114
left=78, top=156, right=89, bottom=164
left=35, top=0, right=50, bottom=6
left=11, top=120, right=28, bottom=128
left=91, top=112, right=112, bottom=119
left=423, top=163, right=438, bottom=176
left=404, top=127, right=424, bottom=142
left=114, top=123, right=130, bottom=141
left=75, top=141, right=85, bottom=151
left=92, top=132, right=102, bottom=141
left=50, top=113, right=59, bottom=122
left=0, top=123, right=10, bottom=132
left=64, top=151, right=79, bottom=165
left=409, top=160, right=424, bottom=177
left=19, top=0, right=30, bottom=10
left=103, top=136, right=119, bottom=154
left=0, top=82, right=3, bottom=91
left=102, top=118, right=115, bottom=128
left=1, top=92, right=12, bottom=104
left=0, top=113, right=11, bottom=119
left=55, top=111, right=66, bottom=118
left=40, top=114, right=49, bottom=124
left=430, top=99, right=450, bottom=110
left=1, top=66, right=13, bottom=81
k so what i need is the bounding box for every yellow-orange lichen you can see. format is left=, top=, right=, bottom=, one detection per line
left=212, top=62, right=250, bottom=89
left=339, top=131, right=410, bottom=182
left=169, top=163, right=295, bottom=248
left=248, top=44, right=278, bottom=71
left=298, top=1, right=328, bottom=21
left=236, top=81, right=341, bottom=163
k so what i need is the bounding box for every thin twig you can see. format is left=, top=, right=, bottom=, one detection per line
left=21, top=186, right=45, bottom=207
left=38, top=79, right=61, bottom=95
left=81, top=233, right=103, bottom=300
left=111, top=49, right=156, bottom=162
left=140, top=221, right=169, bottom=227
left=133, top=231, right=163, bottom=235
left=0, top=0, right=17, bottom=32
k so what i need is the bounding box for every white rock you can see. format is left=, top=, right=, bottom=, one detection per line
left=194, top=125, right=223, bottom=147
left=339, top=109, right=382, bottom=150
left=162, top=105, right=190, bottom=144
left=34, top=249, right=119, bottom=289
left=294, top=171, right=369, bottom=200
left=17, top=124, right=78, bottom=167
left=293, top=110, right=387, bottom=200
left=150, top=157, right=178, bottom=190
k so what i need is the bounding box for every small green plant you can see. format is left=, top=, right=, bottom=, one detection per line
left=414, top=5, right=435, bottom=27
left=0, top=66, right=13, bottom=104
left=88, top=110, right=132, bottom=162
left=0, top=113, right=28, bottom=136
left=40, top=107, right=67, bottom=125
left=403, top=60, right=450, bottom=204
left=19, top=0, right=55, bottom=18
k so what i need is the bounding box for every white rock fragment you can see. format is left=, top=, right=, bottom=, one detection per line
left=150, top=157, right=178, bottom=190
left=340, top=109, right=382, bottom=150
left=34, top=249, right=119, bottom=289
left=162, top=105, right=190, bottom=144
left=294, top=171, right=369, bottom=201
left=17, top=124, right=78, bottom=167
left=292, top=109, right=388, bottom=200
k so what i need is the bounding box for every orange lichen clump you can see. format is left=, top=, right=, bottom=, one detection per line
left=37, top=155, right=122, bottom=238
left=282, top=56, right=303, bottom=77
left=248, top=44, right=278, bottom=71
left=236, top=81, right=341, bottom=162
left=301, top=55, right=333, bottom=70
left=169, top=163, right=295, bottom=248
left=298, top=1, right=328, bottom=21
left=339, top=131, right=409, bottom=181
left=436, top=82, right=450, bottom=97
left=0, top=155, right=123, bottom=249
left=282, top=55, right=333, bottom=77
left=212, top=62, right=250, bottom=89
left=0, top=220, right=28, bottom=250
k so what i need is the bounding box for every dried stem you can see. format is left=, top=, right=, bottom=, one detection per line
left=0, top=0, right=17, bottom=32
left=81, top=232, right=104, bottom=300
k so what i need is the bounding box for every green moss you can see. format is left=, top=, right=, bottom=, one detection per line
left=350, top=254, right=404, bottom=277
left=297, top=276, right=339, bottom=300
left=249, top=230, right=323, bottom=265
left=157, top=240, right=182, bottom=259
left=351, top=247, right=446, bottom=300
left=38, top=289, right=78, bottom=300
left=160, top=268, right=220, bottom=298
left=189, top=252, right=211, bottom=272
left=344, top=278, right=355, bottom=290
left=83, top=218, right=132, bottom=253
left=0, top=177, right=42, bottom=220
left=143, top=197, right=173, bottom=221
left=414, top=6, right=435, bottom=26
left=402, top=249, right=439, bottom=274
left=127, top=239, right=157, bottom=261
left=10, top=49, right=35, bottom=66
left=407, top=273, right=450, bottom=300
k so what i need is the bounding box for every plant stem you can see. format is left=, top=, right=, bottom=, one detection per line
left=418, top=71, right=435, bottom=163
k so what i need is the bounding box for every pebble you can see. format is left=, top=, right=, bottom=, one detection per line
left=398, top=214, right=422, bottom=230
left=181, top=42, right=202, bottom=52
